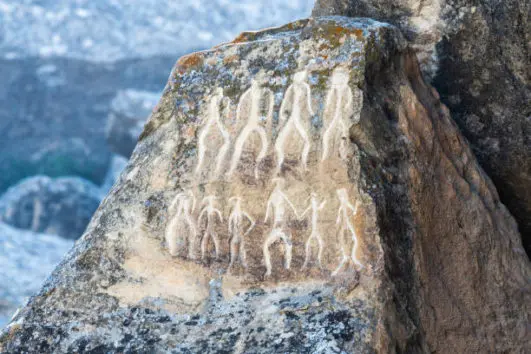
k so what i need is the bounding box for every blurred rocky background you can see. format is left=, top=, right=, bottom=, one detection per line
left=0, top=0, right=313, bottom=327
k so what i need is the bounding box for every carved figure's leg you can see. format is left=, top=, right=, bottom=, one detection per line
left=294, top=118, right=311, bottom=170
left=280, top=231, right=293, bottom=270
left=263, top=229, right=281, bottom=277
left=212, top=230, right=221, bottom=259
left=332, top=225, right=348, bottom=276
left=201, top=230, right=210, bottom=260
left=274, top=122, right=292, bottom=174
left=255, top=127, right=269, bottom=179
left=228, top=126, right=250, bottom=177
left=239, top=233, right=248, bottom=268
left=349, top=222, right=363, bottom=269
left=316, top=234, right=324, bottom=268
left=215, top=136, right=231, bottom=177
left=302, top=234, right=312, bottom=269
left=228, top=236, right=239, bottom=270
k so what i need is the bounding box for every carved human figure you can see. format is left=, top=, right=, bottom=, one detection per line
left=165, top=190, right=198, bottom=259
left=332, top=188, right=363, bottom=276
left=227, top=197, right=255, bottom=270
left=195, top=88, right=231, bottom=177
left=198, top=195, right=223, bottom=260
left=275, top=71, right=314, bottom=173
left=321, top=67, right=363, bottom=161
left=263, top=178, right=299, bottom=276
left=299, top=193, right=326, bottom=269
left=227, top=79, right=274, bottom=179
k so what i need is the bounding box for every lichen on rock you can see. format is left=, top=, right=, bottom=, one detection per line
left=1, top=16, right=529, bottom=353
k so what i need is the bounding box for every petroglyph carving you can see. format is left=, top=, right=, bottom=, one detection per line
left=228, top=79, right=274, bottom=179
left=195, top=88, right=231, bottom=177
left=198, top=195, right=223, bottom=260
left=300, top=193, right=326, bottom=269
left=165, top=190, right=198, bottom=259
left=227, top=197, right=255, bottom=270
left=322, top=67, right=363, bottom=161
left=263, top=178, right=299, bottom=276
left=332, top=188, right=363, bottom=276
left=275, top=71, right=314, bottom=172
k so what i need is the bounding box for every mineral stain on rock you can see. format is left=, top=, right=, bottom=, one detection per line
left=1, top=16, right=529, bottom=353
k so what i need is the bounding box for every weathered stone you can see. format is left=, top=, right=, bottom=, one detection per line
left=106, top=90, right=161, bottom=158
left=312, top=0, right=531, bottom=256
left=100, top=155, right=129, bottom=195
left=1, top=17, right=529, bottom=353
left=0, top=176, right=102, bottom=240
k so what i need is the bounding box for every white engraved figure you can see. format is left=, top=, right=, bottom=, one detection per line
left=195, top=88, right=231, bottom=177
left=332, top=188, right=363, bottom=276
left=275, top=71, right=314, bottom=173
left=165, top=190, right=198, bottom=259
left=263, top=178, right=299, bottom=276
left=322, top=67, right=362, bottom=161
left=227, top=79, right=274, bottom=179
left=227, top=197, right=255, bottom=270
left=299, top=193, right=326, bottom=269
left=198, top=196, right=223, bottom=260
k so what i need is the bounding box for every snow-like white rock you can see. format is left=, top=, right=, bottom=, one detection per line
left=0, top=222, right=73, bottom=328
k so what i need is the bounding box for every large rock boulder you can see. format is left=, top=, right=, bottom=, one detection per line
left=1, top=17, right=529, bottom=352
left=106, top=90, right=161, bottom=158
left=312, top=0, right=531, bottom=256
left=0, top=176, right=102, bottom=240
left=0, top=223, right=73, bottom=328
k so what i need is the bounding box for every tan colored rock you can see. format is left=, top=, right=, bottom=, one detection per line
left=1, top=17, right=529, bottom=353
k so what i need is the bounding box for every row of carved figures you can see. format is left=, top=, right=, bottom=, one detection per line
left=195, top=67, right=363, bottom=179
left=165, top=179, right=364, bottom=277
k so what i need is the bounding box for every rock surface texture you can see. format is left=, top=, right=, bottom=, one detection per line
left=313, top=0, right=531, bottom=256
left=1, top=17, right=529, bottom=353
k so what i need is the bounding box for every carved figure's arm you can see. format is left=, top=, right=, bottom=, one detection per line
left=214, top=208, right=223, bottom=222
left=282, top=192, right=299, bottom=218
left=300, top=205, right=312, bottom=219
left=264, top=199, right=273, bottom=223
left=304, top=83, right=315, bottom=116
left=243, top=211, right=255, bottom=236
left=336, top=207, right=343, bottom=224
left=198, top=208, right=207, bottom=227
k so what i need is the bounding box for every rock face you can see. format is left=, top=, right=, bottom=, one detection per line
left=1, top=17, right=529, bottom=353
left=0, top=223, right=73, bottom=328
left=106, top=90, right=161, bottom=158
left=312, top=0, right=531, bottom=256
left=0, top=176, right=102, bottom=240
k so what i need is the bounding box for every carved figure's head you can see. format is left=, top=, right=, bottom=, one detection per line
left=293, top=71, right=308, bottom=83
left=271, top=177, right=286, bottom=189
left=331, top=67, right=350, bottom=87
left=229, top=196, right=241, bottom=205
left=202, top=195, right=217, bottom=205
left=212, top=87, right=224, bottom=96
left=336, top=188, right=349, bottom=202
